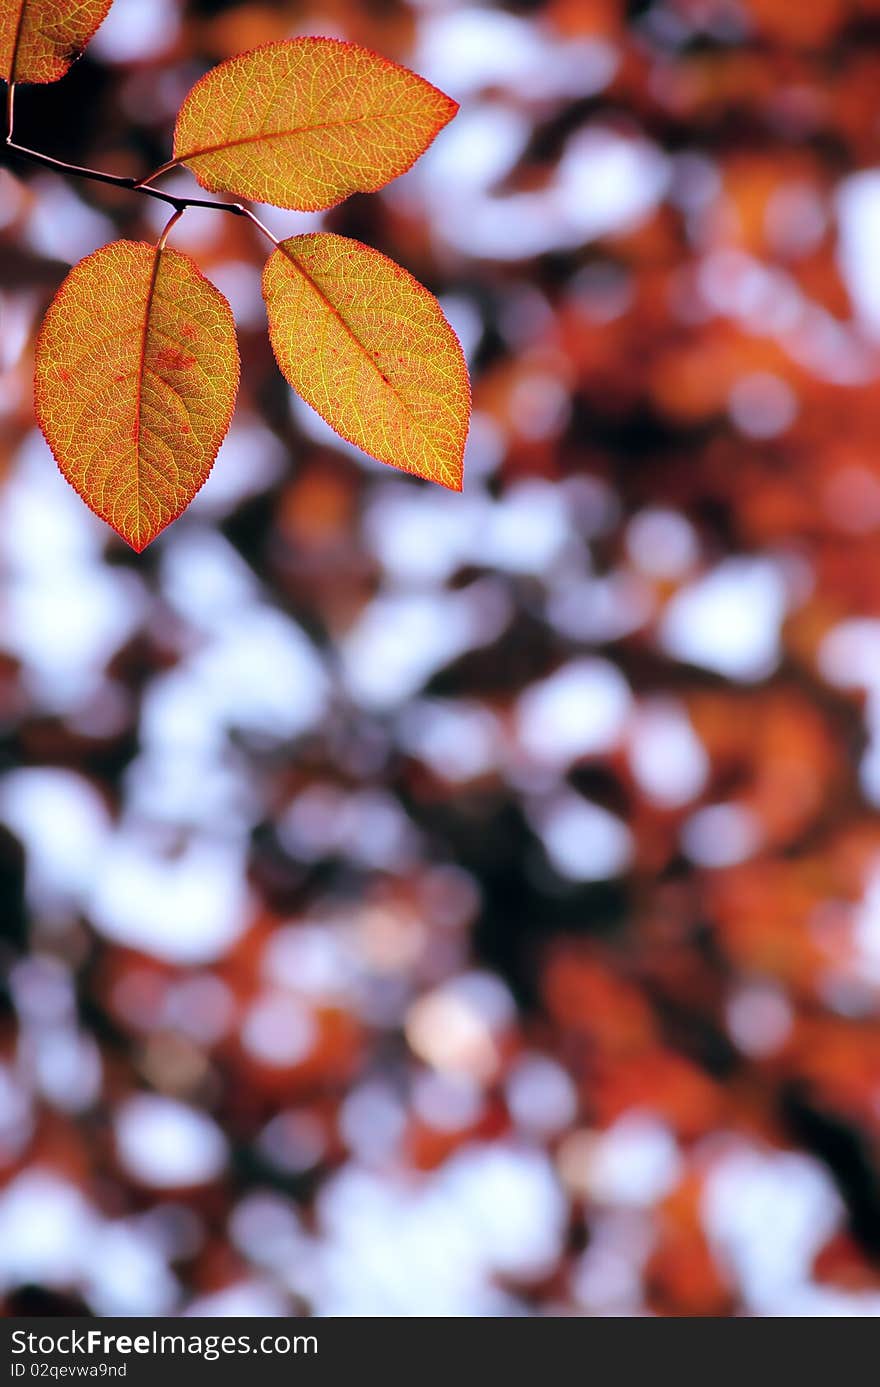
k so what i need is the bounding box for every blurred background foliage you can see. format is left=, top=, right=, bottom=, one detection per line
left=5, top=0, right=880, bottom=1318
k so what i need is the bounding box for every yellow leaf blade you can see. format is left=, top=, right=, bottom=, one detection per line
left=0, top=0, right=114, bottom=84
left=34, top=240, right=239, bottom=552
left=173, top=38, right=458, bottom=211
left=262, top=233, right=469, bottom=489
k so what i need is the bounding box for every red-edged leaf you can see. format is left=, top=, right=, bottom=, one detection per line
left=172, top=37, right=458, bottom=211
left=1, top=0, right=114, bottom=84
left=34, top=240, right=239, bottom=551
left=262, top=233, right=469, bottom=489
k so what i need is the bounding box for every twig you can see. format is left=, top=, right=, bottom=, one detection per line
left=2, top=82, right=281, bottom=250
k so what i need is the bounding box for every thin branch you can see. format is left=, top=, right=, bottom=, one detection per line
left=2, top=82, right=280, bottom=251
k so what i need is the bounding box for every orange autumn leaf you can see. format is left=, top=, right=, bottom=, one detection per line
left=0, top=0, right=114, bottom=84
left=34, top=240, right=239, bottom=552
left=172, top=37, right=458, bottom=211
left=262, top=233, right=469, bottom=489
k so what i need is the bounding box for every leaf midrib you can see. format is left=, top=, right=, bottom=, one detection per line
left=178, top=114, right=395, bottom=162
left=131, top=244, right=164, bottom=545
left=278, top=242, right=421, bottom=435
left=7, top=0, right=27, bottom=82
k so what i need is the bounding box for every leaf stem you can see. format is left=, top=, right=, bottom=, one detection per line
left=237, top=207, right=280, bottom=248
left=133, top=158, right=181, bottom=189
left=157, top=206, right=184, bottom=249
left=2, top=82, right=281, bottom=251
